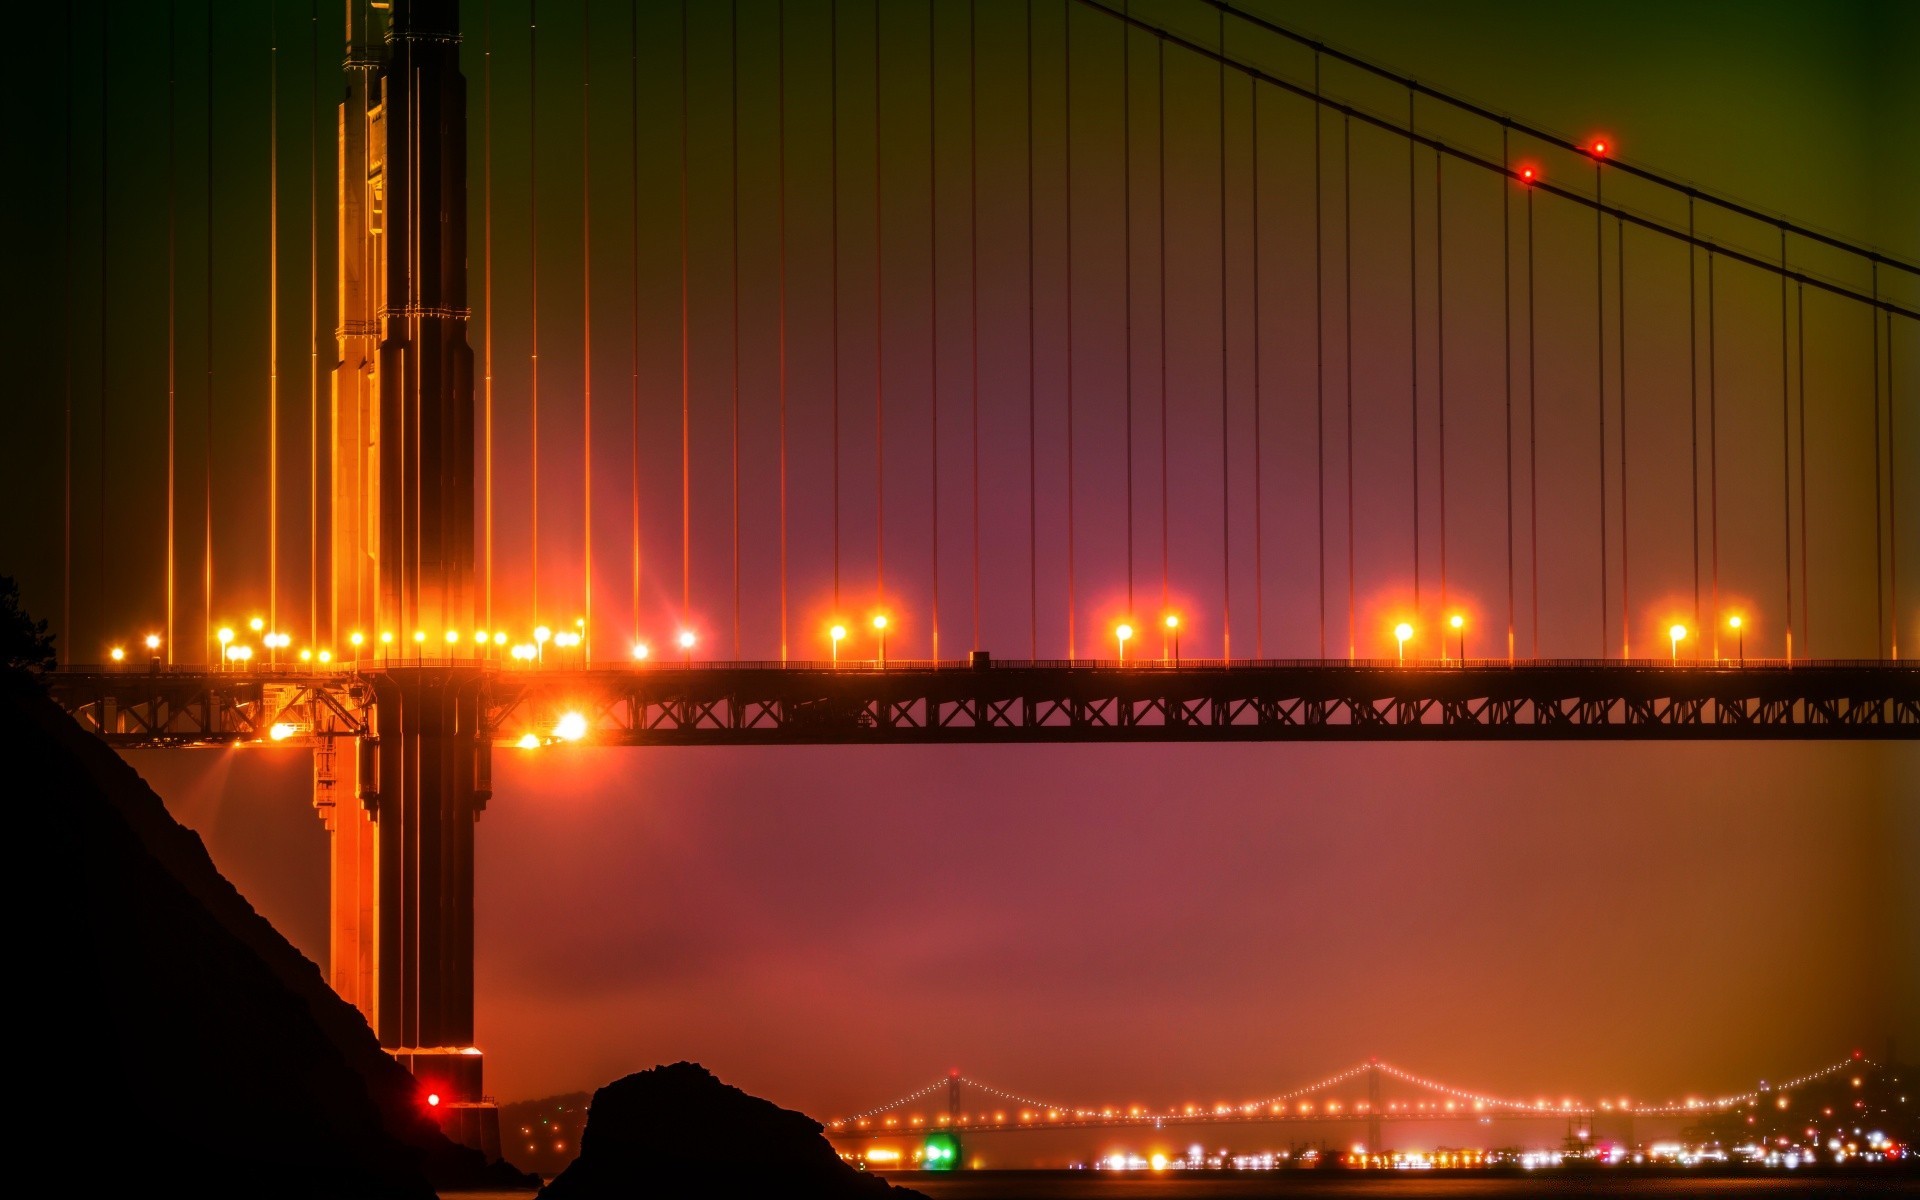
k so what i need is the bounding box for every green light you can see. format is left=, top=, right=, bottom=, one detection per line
left=924, top=1132, right=961, bottom=1172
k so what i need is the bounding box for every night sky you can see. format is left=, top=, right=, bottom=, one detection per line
left=7, top=0, right=1918, bottom=1140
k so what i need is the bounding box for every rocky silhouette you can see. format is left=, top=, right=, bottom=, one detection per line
left=542, top=1062, right=927, bottom=1199
left=8, top=675, right=535, bottom=1197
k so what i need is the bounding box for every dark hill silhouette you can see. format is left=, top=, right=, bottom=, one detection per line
left=542, top=1062, right=927, bottom=1199
left=5, top=668, right=534, bottom=1197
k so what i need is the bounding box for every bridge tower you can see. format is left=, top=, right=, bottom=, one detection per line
left=1366, top=1059, right=1382, bottom=1154
left=328, top=0, right=494, bottom=1156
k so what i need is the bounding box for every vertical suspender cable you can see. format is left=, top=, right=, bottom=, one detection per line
left=1027, top=0, right=1037, bottom=658
left=1871, top=267, right=1882, bottom=655
left=1708, top=251, right=1719, bottom=659
left=777, top=0, right=788, bottom=660
left=485, top=0, right=494, bottom=631
left=1216, top=5, right=1228, bottom=662
left=1502, top=130, right=1513, bottom=661
left=875, top=0, right=886, bottom=608
left=677, top=0, right=689, bottom=622
left=167, top=2, right=177, bottom=662
left=1618, top=217, right=1629, bottom=657
left=1314, top=57, right=1324, bottom=657
left=1435, top=145, right=1446, bottom=632
left=1064, top=0, right=1076, bottom=659
left=1688, top=198, right=1699, bottom=630
left=531, top=0, right=542, bottom=620
left=730, top=0, right=741, bottom=657
left=1797, top=281, right=1807, bottom=655
left=1158, top=36, right=1169, bottom=626
left=1344, top=113, right=1359, bottom=660
left=583, top=1, right=595, bottom=659
left=1251, top=71, right=1262, bottom=657
left=308, top=0, right=318, bottom=644
left=968, top=1, right=979, bottom=650
left=269, top=10, right=278, bottom=638
left=63, top=6, right=72, bottom=662
left=1123, top=3, right=1133, bottom=617
left=1594, top=158, right=1606, bottom=656
left=100, top=13, right=109, bottom=631
left=927, top=0, right=939, bottom=661
left=629, top=1, right=642, bottom=647
left=1780, top=228, right=1791, bottom=660
left=831, top=0, right=841, bottom=612
left=1406, top=92, right=1417, bottom=614
left=205, top=0, right=215, bottom=657
left=1889, top=307, right=1900, bottom=660
left=1527, top=182, right=1537, bottom=658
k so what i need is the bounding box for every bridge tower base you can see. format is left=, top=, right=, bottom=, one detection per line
left=314, top=669, right=498, bottom=1156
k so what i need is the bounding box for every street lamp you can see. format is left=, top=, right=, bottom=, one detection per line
left=1115, top=623, right=1133, bottom=663
left=380, top=630, right=394, bottom=667
left=1449, top=614, right=1465, bottom=664
left=533, top=624, right=552, bottom=664
left=217, top=626, right=234, bottom=670
left=872, top=614, right=889, bottom=667
left=1669, top=623, right=1687, bottom=665
left=110, top=645, right=126, bottom=663
left=1394, top=622, right=1414, bottom=666
left=678, top=629, right=696, bottom=665
left=413, top=629, right=426, bottom=666
left=1727, top=615, right=1745, bottom=666
left=830, top=624, right=847, bottom=665
left=1164, top=614, right=1181, bottom=665
left=349, top=631, right=364, bottom=664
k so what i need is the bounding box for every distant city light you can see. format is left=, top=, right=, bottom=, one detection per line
left=553, top=712, right=589, bottom=741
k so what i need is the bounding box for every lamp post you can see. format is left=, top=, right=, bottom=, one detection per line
left=1668, top=623, right=1687, bottom=665
left=830, top=624, right=847, bottom=665
left=533, top=624, right=551, bottom=665
left=1164, top=614, right=1180, bottom=665
left=872, top=615, right=888, bottom=668
left=349, top=631, right=364, bottom=665
left=1394, top=622, right=1414, bottom=666
left=1728, top=615, right=1744, bottom=666
left=678, top=630, right=696, bottom=666
left=1449, top=614, right=1465, bottom=664
left=1115, top=623, right=1133, bottom=664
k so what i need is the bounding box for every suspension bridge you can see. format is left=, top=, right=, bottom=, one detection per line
left=22, top=0, right=1916, bottom=1157
left=826, top=1052, right=1876, bottom=1142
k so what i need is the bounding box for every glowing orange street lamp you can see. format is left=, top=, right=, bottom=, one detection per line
left=533, top=624, right=552, bottom=665
left=1449, top=614, right=1466, bottom=663
left=1669, top=623, right=1688, bottom=665
left=1115, top=623, right=1133, bottom=664
left=1394, top=622, right=1414, bottom=666
left=631, top=642, right=651, bottom=664
left=1164, top=614, right=1181, bottom=665
left=830, top=623, right=847, bottom=665
left=678, top=629, right=696, bottom=666
left=872, top=614, right=889, bottom=667
left=1728, top=615, right=1745, bottom=667
left=110, top=645, right=126, bottom=664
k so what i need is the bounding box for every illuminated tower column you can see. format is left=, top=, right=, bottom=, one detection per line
left=329, top=0, right=495, bottom=1157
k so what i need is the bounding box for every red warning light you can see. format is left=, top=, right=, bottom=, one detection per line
left=1518, top=164, right=1538, bottom=183
left=1591, top=139, right=1609, bottom=156
left=426, top=1092, right=442, bottom=1108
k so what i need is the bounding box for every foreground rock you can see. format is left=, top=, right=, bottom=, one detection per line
left=8, top=679, right=535, bottom=1197
left=543, top=1063, right=926, bottom=1199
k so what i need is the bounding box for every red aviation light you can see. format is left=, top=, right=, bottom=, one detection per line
left=426, top=1092, right=442, bottom=1108
left=1517, top=163, right=1539, bottom=183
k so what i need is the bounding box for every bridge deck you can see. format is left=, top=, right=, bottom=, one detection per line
left=45, top=660, right=1920, bottom=746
